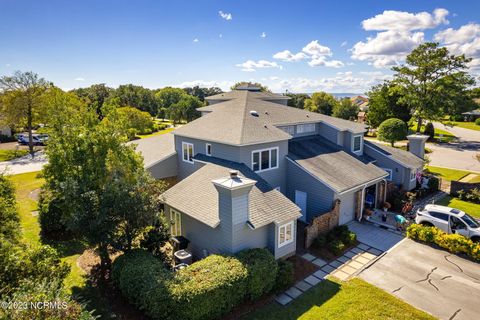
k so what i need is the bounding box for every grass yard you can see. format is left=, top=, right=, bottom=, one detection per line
left=0, top=149, right=28, bottom=161
left=8, top=171, right=87, bottom=292
left=244, top=278, right=434, bottom=320
left=446, top=121, right=480, bottom=132
left=436, top=196, right=480, bottom=218
left=137, top=127, right=176, bottom=139
left=426, top=166, right=472, bottom=181
left=410, top=123, right=456, bottom=143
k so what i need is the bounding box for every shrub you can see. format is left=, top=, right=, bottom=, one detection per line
left=427, top=176, right=440, bottom=193
left=38, top=189, right=69, bottom=239
left=328, top=239, right=346, bottom=256
left=313, top=234, right=327, bottom=248
left=171, top=255, right=248, bottom=320
left=450, top=114, right=464, bottom=122
left=407, top=224, right=480, bottom=261
left=378, top=118, right=407, bottom=146
left=423, top=122, right=435, bottom=140
left=0, top=134, right=16, bottom=143
left=476, top=118, right=480, bottom=126
left=274, top=260, right=294, bottom=292
left=236, top=248, right=278, bottom=300
left=112, top=250, right=249, bottom=320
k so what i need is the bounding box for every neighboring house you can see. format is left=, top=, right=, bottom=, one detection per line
left=350, top=95, right=369, bottom=111
left=357, top=111, right=366, bottom=123
left=137, top=87, right=425, bottom=260
left=0, top=124, right=12, bottom=137
left=462, top=108, right=480, bottom=122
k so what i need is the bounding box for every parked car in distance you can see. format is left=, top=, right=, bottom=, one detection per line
left=416, top=204, right=480, bottom=241
left=17, top=133, right=48, bottom=146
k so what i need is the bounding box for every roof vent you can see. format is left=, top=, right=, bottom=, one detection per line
left=306, top=114, right=310, bottom=117
left=265, top=111, right=269, bottom=115
left=250, top=110, right=259, bottom=117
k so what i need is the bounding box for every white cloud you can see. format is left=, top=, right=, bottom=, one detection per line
left=235, top=60, right=282, bottom=72
left=219, top=33, right=223, bottom=38
left=74, top=77, right=85, bottom=81
left=351, top=30, right=425, bottom=68
left=273, top=50, right=308, bottom=62
left=308, top=57, right=344, bottom=68
left=341, top=41, right=348, bottom=47
left=362, top=8, right=449, bottom=31
left=219, top=10, right=232, bottom=21
left=193, top=38, right=199, bottom=43
left=267, top=72, right=392, bottom=93
left=302, top=40, right=332, bottom=57
left=434, top=23, right=480, bottom=69
left=260, top=32, right=267, bottom=38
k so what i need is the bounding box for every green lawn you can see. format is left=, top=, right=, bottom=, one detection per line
left=436, top=196, right=480, bottom=218
left=244, top=278, right=434, bottom=320
left=137, top=127, right=176, bottom=139
left=8, top=172, right=87, bottom=292
left=445, top=121, right=480, bottom=132
left=426, top=166, right=473, bottom=181
left=410, top=123, right=456, bottom=142
left=0, top=149, right=28, bottom=161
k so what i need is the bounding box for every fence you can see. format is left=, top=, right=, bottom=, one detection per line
left=304, top=199, right=340, bottom=249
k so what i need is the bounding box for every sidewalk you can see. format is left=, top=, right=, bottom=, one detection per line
left=0, top=151, right=47, bottom=175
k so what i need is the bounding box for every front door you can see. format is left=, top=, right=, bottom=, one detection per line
left=295, top=190, right=307, bottom=222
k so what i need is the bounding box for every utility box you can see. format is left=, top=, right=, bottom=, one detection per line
left=174, top=249, right=193, bottom=265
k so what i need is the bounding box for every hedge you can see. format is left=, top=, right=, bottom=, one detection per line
left=114, top=249, right=282, bottom=320
left=407, top=224, right=480, bottom=261
left=237, top=248, right=278, bottom=300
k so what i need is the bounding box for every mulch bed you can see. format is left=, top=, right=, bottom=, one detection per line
left=308, top=241, right=359, bottom=262
left=77, top=248, right=122, bottom=273
left=288, top=255, right=319, bottom=282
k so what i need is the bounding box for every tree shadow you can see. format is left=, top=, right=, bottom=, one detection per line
left=42, top=237, right=88, bottom=258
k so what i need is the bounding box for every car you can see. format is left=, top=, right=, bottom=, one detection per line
left=16, top=133, right=48, bottom=146
left=415, top=204, right=480, bottom=242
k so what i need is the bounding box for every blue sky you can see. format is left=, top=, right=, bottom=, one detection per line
left=1, top=0, right=479, bottom=93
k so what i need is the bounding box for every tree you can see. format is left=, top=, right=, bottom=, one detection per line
left=0, top=71, right=50, bottom=155
left=183, top=86, right=223, bottom=102
left=0, top=174, right=20, bottom=243
left=42, top=106, right=168, bottom=275
left=108, top=106, right=155, bottom=139
left=156, top=87, right=188, bottom=109
left=70, top=83, right=113, bottom=118
left=332, top=98, right=359, bottom=120
left=230, top=82, right=270, bottom=92
left=109, top=84, right=158, bottom=115
left=304, top=92, right=337, bottom=116
left=285, top=93, right=310, bottom=109
left=168, top=94, right=202, bottom=123
left=392, top=42, right=475, bottom=132
left=367, top=82, right=411, bottom=128
left=378, top=118, right=407, bottom=147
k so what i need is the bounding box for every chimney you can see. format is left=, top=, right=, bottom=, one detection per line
left=212, top=170, right=256, bottom=227
left=407, top=134, right=429, bottom=159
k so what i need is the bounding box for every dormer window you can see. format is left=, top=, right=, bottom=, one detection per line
left=206, top=143, right=212, bottom=156
left=352, top=135, right=362, bottom=153
left=182, top=142, right=194, bottom=163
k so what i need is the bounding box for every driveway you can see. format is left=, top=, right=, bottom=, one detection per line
left=0, top=152, right=47, bottom=174
left=359, top=239, right=480, bottom=320
left=347, top=221, right=404, bottom=252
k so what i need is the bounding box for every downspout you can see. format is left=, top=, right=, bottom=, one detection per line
left=358, top=185, right=367, bottom=221
left=383, top=179, right=387, bottom=204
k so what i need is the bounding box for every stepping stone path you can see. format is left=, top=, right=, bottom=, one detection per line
left=275, top=242, right=383, bottom=305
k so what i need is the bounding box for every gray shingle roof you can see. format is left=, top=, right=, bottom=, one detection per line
left=175, top=90, right=366, bottom=146
left=127, top=133, right=176, bottom=168
left=364, top=140, right=424, bottom=169
left=161, top=155, right=301, bottom=228
left=288, top=137, right=388, bottom=194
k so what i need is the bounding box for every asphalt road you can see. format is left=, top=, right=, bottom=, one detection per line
left=0, top=152, right=47, bottom=175
left=359, top=239, right=480, bottom=320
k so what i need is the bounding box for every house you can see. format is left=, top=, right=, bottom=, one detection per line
left=350, top=95, right=369, bottom=111
left=132, top=87, right=425, bottom=260
left=0, top=125, right=12, bottom=137
left=462, top=108, right=480, bottom=121
left=357, top=111, right=366, bottom=123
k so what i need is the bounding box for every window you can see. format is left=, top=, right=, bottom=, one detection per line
left=182, top=142, right=194, bottom=163
left=170, top=209, right=181, bottom=236
left=410, top=170, right=416, bottom=181
left=274, top=186, right=281, bottom=191
left=429, top=211, right=449, bottom=221
left=252, top=147, right=278, bottom=172
left=278, top=221, right=294, bottom=247
left=450, top=216, right=467, bottom=230
left=381, top=168, right=393, bottom=181
left=352, top=135, right=362, bottom=152
left=281, top=126, right=295, bottom=135
left=297, top=123, right=315, bottom=134
left=206, top=143, right=212, bottom=156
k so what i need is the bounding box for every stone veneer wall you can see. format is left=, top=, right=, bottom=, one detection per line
left=304, top=199, right=341, bottom=249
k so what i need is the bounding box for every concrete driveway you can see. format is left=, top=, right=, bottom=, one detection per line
left=359, top=239, right=480, bottom=320
left=0, top=152, right=47, bottom=175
